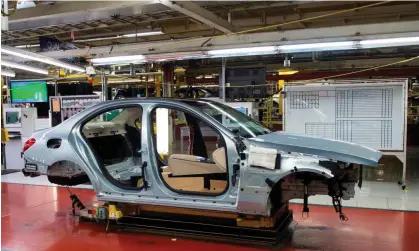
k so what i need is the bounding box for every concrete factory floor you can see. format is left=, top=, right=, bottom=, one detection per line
left=2, top=183, right=419, bottom=251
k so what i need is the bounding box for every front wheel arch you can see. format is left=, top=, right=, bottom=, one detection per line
left=268, top=171, right=332, bottom=211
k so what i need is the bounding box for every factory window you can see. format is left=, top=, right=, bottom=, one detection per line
left=151, top=107, right=228, bottom=195
left=81, top=106, right=144, bottom=189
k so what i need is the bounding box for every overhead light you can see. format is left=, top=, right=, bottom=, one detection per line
left=1, top=45, right=85, bottom=72
left=1, top=69, right=16, bottom=77
left=121, top=31, right=164, bottom=38
left=207, top=46, right=276, bottom=57
left=360, top=36, right=419, bottom=47
left=74, top=36, right=119, bottom=43
left=204, top=36, right=419, bottom=59
left=278, top=41, right=355, bottom=52
left=90, top=55, right=146, bottom=65
left=277, top=36, right=419, bottom=53
left=74, top=30, right=164, bottom=43
left=15, top=44, right=40, bottom=48
left=108, top=79, right=143, bottom=84
left=147, top=51, right=205, bottom=62
left=1, top=60, right=49, bottom=75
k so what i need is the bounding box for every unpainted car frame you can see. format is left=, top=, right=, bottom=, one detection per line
left=22, top=98, right=382, bottom=221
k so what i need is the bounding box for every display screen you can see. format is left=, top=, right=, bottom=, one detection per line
left=11, top=81, right=48, bottom=103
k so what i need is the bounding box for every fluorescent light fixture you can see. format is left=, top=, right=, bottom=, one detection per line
left=1, top=60, right=49, bottom=75
left=1, top=69, right=16, bottom=77
left=15, top=44, right=40, bottom=48
left=207, top=46, right=276, bottom=57
left=121, top=31, right=164, bottom=38
left=91, top=55, right=146, bottom=65
left=360, top=36, right=419, bottom=47
left=278, top=41, right=355, bottom=52
left=277, top=36, right=419, bottom=53
left=1, top=45, right=85, bottom=72
left=74, top=30, right=164, bottom=42
left=107, top=79, right=143, bottom=84
left=205, top=36, right=419, bottom=58
left=74, top=37, right=118, bottom=43
left=147, top=51, right=206, bottom=62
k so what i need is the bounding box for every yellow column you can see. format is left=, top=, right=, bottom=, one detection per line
left=155, top=73, right=162, bottom=98
left=1, top=77, right=9, bottom=142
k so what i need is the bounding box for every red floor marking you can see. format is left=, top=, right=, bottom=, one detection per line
left=2, top=183, right=419, bottom=251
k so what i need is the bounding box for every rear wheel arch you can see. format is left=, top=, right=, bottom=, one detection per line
left=46, top=160, right=93, bottom=186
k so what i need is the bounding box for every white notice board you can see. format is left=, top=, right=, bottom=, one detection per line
left=284, top=81, right=406, bottom=151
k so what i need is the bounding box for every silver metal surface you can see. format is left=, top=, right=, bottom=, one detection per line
left=22, top=98, right=382, bottom=216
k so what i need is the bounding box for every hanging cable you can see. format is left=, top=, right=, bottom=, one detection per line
left=300, top=55, right=419, bottom=83
left=67, top=186, right=86, bottom=215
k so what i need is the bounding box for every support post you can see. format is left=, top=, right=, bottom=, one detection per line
left=130, top=63, right=135, bottom=76
left=100, top=70, right=108, bottom=102
left=1, top=76, right=9, bottom=170
left=221, top=57, right=227, bottom=102
left=54, top=81, right=58, bottom=96
left=162, top=63, right=174, bottom=98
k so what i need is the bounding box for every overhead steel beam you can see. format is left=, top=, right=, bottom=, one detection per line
left=158, top=0, right=235, bottom=33
left=21, top=20, right=419, bottom=61
left=8, top=1, right=165, bottom=31
left=270, top=68, right=419, bottom=81
left=188, top=67, right=419, bottom=83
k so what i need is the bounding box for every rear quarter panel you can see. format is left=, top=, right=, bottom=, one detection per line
left=23, top=125, right=99, bottom=188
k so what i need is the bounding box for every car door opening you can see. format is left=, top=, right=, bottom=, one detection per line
left=152, top=107, right=229, bottom=195
left=81, top=107, right=145, bottom=188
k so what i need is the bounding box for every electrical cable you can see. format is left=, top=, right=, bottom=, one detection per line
left=300, top=55, right=419, bottom=83
left=231, top=1, right=392, bottom=36
left=105, top=218, right=110, bottom=233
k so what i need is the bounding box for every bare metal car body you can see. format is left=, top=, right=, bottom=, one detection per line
left=22, top=98, right=382, bottom=217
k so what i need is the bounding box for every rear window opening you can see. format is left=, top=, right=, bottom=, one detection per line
left=88, top=135, right=132, bottom=165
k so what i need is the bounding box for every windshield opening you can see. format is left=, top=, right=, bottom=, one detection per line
left=181, top=100, right=271, bottom=138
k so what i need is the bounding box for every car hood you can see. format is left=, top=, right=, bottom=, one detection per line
left=247, top=131, right=382, bottom=167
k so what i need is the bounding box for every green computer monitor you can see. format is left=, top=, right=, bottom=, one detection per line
left=10, top=81, right=48, bottom=103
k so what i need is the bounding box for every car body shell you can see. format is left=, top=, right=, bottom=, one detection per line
left=23, top=98, right=382, bottom=216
